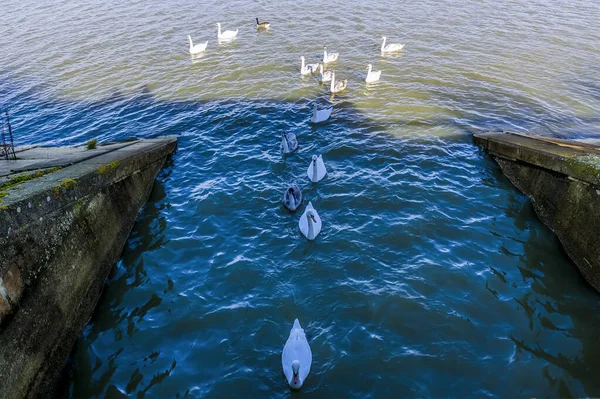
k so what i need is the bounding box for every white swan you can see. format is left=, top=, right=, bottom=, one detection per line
left=330, top=71, right=347, bottom=93
left=307, top=155, right=327, bottom=183
left=216, top=23, right=238, bottom=40
left=365, top=64, right=381, bottom=83
left=283, top=184, right=302, bottom=212
left=300, top=56, right=319, bottom=76
left=281, top=131, right=298, bottom=154
left=187, top=35, right=207, bottom=55
left=318, top=64, right=333, bottom=83
left=323, top=46, right=339, bottom=64
left=381, top=36, right=404, bottom=53
left=256, top=18, right=270, bottom=29
left=299, top=201, right=322, bottom=240
left=282, top=319, right=312, bottom=390
left=310, top=104, right=333, bottom=124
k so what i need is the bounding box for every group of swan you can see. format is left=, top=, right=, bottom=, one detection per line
left=187, top=18, right=270, bottom=55
left=300, top=36, right=403, bottom=90
left=280, top=104, right=328, bottom=241
left=187, top=23, right=404, bottom=391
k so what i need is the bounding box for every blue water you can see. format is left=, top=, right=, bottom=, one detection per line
left=2, top=0, right=600, bottom=397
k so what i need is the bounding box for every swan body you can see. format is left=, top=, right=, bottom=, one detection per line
left=330, top=71, right=347, bottom=93
left=216, top=23, right=238, bottom=40
left=256, top=18, right=270, bottom=29
left=365, top=64, right=381, bottom=83
left=282, top=319, right=312, bottom=390
left=307, top=154, right=327, bottom=183
left=318, top=64, right=333, bottom=83
left=323, top=46, right=339, bottom=63
left=310, top=104, right=333, bottom=124
left=187, top=35, right=207, bottom=55
left=299, top=201, right=322, bottom=240
left=300, top=56, right=319, bottom=76
left=283, top=184, right=303, bottom=212
left=281, top=132, right=298, bottom=154
left=381, top=36, right=404, bottom=53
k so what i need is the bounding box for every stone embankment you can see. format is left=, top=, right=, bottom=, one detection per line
left=0, top=137, right=177, bottom=398
left=474, top=131, right=600, bottom=293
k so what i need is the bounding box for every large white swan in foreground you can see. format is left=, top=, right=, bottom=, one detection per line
left=323, top=46, right=339, bottom=64
left=281, top=131, right=298, bottom=154
left=282, top=319, right=312, bottom=389
left=318, top=64, right=333, bottom=83
left=307, top=155, right=327, bottom=183
left=381, top=36, right=404, bottom=53
left=283, top=184, right=303, bottom=212
left=365, top=64, right=381, bottom=83
left=187, top=35, right=207, bottom=55
left=310, top=103, right=333, bottom=124
left=300, top=56, right=319, bottom=76
left=299, top=201, right=322, bottom=240
left=216, top=23, right=238, bottom=40
left=330, top=71, right=347, bottom=93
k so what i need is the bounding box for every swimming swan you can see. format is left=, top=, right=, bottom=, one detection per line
left=300, top=56, right=319, bottom=76
left=323, top=46, right=339, bottom=64
left=299, top=201, right=322, bottom=240
left=381, top=36, right=404, bottom=53
left=187, top=35, right=207, bottom=55
left=307, top=154, right=327, bottom=182
left=365, top=64, right=382, bottom=83
left=318, top=64, right=333, bottom=83
left=281, top=131, right=298, bottom=154
left=310, top=104, right=333, bottom=124
left=256, top=18, right=270, bottom=29
left=216, top=23, right=238, bottom=40
left=330, top=71, right=347, bottom=93
left=282, top=319, right=312, bottom=389
left=283, top=184, right=303, bottom=212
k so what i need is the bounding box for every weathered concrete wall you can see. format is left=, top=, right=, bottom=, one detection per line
left=0, top=137, right=177, bottom=398
left=474, top=131, right=600, bottom=293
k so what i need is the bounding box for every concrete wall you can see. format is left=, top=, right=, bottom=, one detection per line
left=0, top=137, right=176, bottom=398
left=495, top=157, right=600, bottom=292
left=473, top=131, right=600, bottom=294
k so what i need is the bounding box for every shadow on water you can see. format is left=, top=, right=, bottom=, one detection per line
left=3, top=81, right=599, bottom=398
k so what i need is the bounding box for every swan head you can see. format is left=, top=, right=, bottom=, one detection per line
left=290, top=360, right=302, bottom=388
left=306, top=211, right=317, bottom=224
left=312, top=154, right=317, bottom=163
left=288, top=186, right=295, bottom=194
left=367, top=63, right=372, bottom=69
left=382, top=36, right=386, bottom=40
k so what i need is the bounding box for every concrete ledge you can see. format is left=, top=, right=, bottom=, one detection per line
left=474, top=131, right=600, bottom=293
left=0, top=136, right=177, bottom=398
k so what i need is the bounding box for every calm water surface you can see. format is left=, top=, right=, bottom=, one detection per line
left=2, top=0, right=600, bottom=397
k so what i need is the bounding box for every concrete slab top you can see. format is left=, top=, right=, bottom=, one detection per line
left=473, top=131, right=600, bottom=187
left=0, top=136, right=177, bottom=206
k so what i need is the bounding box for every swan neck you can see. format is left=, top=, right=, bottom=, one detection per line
left=282, top=135, right=289, bottom=152
left=368, top=64, right=372, bottom=73
left=301, top=57, right=305, bottom=69
left=217, top=24, right=221, bottom=35
left=307, top=212, right=314, bottom=238
left=312, top=160, right=318, bottom=181
left=381, top=37, right=386, bottom=51
left=330, top=73, right=335, bottom=91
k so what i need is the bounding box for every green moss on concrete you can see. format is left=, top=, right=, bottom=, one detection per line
left=58, top=179, right=77, bottom=190
left=98, top=161, right=120, bottom=175
left=53, top=178, right=78, bottom=198
left=86, top=139, right=97, bottom=150
left=0, top=167, right=62, bottom=203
